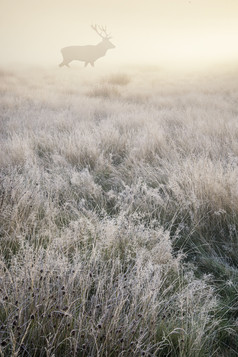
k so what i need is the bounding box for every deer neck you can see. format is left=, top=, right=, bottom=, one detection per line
left=96, top=41, right=108, bottom=55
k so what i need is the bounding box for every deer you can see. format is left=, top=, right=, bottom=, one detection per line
left=59, top=25, right=115, bottom=68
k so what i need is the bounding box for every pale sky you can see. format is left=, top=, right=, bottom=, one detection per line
left=0, top=0, right=238, bottom=67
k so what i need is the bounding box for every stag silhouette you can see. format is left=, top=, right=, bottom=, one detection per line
left=59, top=25, right=115, bottom=68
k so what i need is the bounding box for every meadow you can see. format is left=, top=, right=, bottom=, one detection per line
left=0, top=63, right=238, bottom=356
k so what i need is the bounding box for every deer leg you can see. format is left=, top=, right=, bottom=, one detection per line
left=59, top=61, right=70, bottom=68
left=90, top=62, right=94, bottom=67
left=84, top=62, right=89, bottom=67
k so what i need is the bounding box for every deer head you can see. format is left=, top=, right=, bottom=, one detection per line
left=91, top=24, right=115, bottom=49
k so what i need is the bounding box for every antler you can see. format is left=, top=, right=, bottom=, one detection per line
left=91, top=24, right=111, bottom=39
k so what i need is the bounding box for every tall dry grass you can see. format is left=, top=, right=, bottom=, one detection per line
left=0, top=64, right=238, bottom=356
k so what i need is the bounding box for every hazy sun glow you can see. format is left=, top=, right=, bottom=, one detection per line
left=0, top=0, right=238, bottom=68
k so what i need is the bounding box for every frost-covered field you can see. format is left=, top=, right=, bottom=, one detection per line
left=0, top=65, right=238, bottom=356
